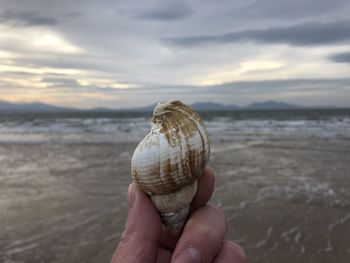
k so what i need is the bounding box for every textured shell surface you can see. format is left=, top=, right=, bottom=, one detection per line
left=131, top=100, right=210, bottom=194
left=131, top=100, right=210, bottom=233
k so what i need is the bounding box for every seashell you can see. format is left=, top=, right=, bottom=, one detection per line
left=131, top=100, right=210, bottom=235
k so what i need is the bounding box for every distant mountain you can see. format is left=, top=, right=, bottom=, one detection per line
left=128, top=104, right=157, bottom=112
left=0, top=101, right=77, bottom=112
left=191, top=102, right=238, bottom=111
left=245, top=100, right=301, bottom=109
left=191, top=101, right=300, bottom=111
left=125, top=102, right=239, bottom=112
left=0, top=100, right=338, bottom=113
left=89, top=107, right=116, bottom=112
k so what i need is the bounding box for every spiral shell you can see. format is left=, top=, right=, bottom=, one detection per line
left=131, top=100, right=210, bottom=234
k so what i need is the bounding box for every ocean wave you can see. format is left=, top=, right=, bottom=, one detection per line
left=0, top=114, right=350, bottom=144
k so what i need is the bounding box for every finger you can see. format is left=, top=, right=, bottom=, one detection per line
left=191, top=166, right=215, bottom=210
left=171, top=205, right=227, bottom=263
left=111, top=183, right=162, bottom=263
left=156, top=247, right=172, bottom=263
left=213, top=241, right=246, bottom=263
left=160, top=224, right=177, bottom=250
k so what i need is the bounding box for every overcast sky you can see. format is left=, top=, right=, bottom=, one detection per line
left=0, top=0, right=350, bottom=108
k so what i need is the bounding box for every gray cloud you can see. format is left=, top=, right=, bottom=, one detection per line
left=137, top=1, right=193, bottom=21
left=207, top=78, right=350, bottom=98
left=110, top=78, right=350, bottom=107
left=0, top=10, right=58, bottom=26
left=100, top=77, right=350, bottom=101
left=61, top=11, right=84, bottom=19
left=1, top=0, right=350, bottom=108
left=164, top=20, right=350, bottom=47
left=329, top=52, right=350, bottom=64
left=11, top=55, right=110, bottom=72
left=41, top=77, right=80, bottom=87
left=230, top=0, right=349, bottom=20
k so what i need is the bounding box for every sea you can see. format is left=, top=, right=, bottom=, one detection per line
left=1, top=108, right=350, bottom=263
left=1, top=108, right=350, bottom=144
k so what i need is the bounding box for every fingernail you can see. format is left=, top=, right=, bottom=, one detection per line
left=175, top=247, right=202, bottom=263
left=128, top=183, right=135, bottom=209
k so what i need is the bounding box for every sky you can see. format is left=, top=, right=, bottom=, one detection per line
left=0, top=0, right=350, bottom=109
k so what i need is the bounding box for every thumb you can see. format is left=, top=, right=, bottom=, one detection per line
left=111, top=183, right=162, bottom=263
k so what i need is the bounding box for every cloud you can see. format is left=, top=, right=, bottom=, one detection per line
left=61, top=11, right=84, bottom=19
left=164, top=20, right=350, bottom=47
left=328, top=52, right=350, bottom=64
left=2, top=76, right=349, bottom=108
left=41, top=77, right=80, bottom=88
left=0, top=24, right=84, bottom=55
left=209, top=78, right=350, bottom=93
left=230, top=0, right=349, bottom=20
left=138, top=1, right=193, bottom=21
left=0, top=10, right=58, bottom=26
left=0, top=0, right=350, bottom=108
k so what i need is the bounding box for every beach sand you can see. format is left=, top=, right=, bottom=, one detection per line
left=1, top=140, right=349, bottom=263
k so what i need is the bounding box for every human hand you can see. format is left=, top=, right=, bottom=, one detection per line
left=111, top=167, right=246, bottom=263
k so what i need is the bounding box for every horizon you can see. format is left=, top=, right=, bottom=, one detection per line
left=1, top=1, right=350, bottom=108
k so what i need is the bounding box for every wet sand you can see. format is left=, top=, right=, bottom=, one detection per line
left=1, top=140, right=350, bottom=263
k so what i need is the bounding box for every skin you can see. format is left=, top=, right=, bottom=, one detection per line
left=111, top=167, right=246, bottom=263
